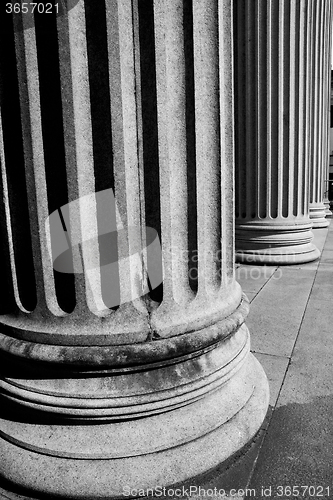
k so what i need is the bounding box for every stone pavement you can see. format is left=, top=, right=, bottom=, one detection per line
left=244, top=220, right=333, bottom=500
left=224, top=220, right=333, bottom=500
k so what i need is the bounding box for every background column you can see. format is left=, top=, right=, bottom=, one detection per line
left=234, top=0, right=320, bottom=264
left=0, top=1, right=269, bottom=498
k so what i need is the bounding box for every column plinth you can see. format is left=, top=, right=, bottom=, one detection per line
left=0, top=1, right=269, bottom=498
left=236, top=221, right=319, bottom=265
left=234, top=0, right=321, bottom=264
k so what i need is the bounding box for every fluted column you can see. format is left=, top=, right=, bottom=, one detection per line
left=234, top=0, right=321, bottom=264
left=309, top=0, right=332, bottom=226
left=0, top=1, right=269, bottom=498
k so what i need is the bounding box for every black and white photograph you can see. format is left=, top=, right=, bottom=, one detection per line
left=0, top=1, right=332, bottom=499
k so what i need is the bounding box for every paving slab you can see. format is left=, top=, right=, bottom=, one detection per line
left=283, top=226, right=329, bottom=270
left=252, top=353, right=289, bottom=407
left=319, top=248, right=333, bottom=264
left=247, top=296, right=333, bottom=499
left=247, top=268, right=316, bottom=357
left=236, top=266, right=278, bottom=294
left=277, top=296, right=333, bottom=406
left=244, top=291, right=257, bottom=303
left=311, top=226, right=330, bottom=252
left=214, top=223, right=333, bottom=498
left=308, top=264, right=333, bottom=303
left=247, top=395, right=333, bottom=499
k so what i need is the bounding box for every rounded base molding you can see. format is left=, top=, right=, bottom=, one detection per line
left=235, top=222, right=320, bottom=265
left=311, top=219, right=330, bottom=229
left=0, top=354, right=269, bottom=500
left=0, top=324, right=269, bottom=499
left=236, top=243, right=320, bottom=265
left=309, top=204, right=329, bottom=228
left=323, top=199, right=332, bottom=216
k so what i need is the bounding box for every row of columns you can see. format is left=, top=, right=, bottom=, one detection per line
left=0, top=1, right=331, bottom=498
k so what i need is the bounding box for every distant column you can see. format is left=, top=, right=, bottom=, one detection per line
left=309, top=0, right=332, bottom=227
left=234, top=0, right=320, bottom=264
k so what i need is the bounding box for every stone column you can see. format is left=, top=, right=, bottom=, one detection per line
left=309, top=0, right=332, bottom=226
left=234, top=0, right=320, bottom=264
left=0, top=1, right=269, bottom=498
left=323, top=2, right=333, bottom=215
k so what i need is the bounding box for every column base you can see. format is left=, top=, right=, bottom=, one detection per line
left=309, top=204, right=329, bottom=228
left=0, top=304, right=269, bottom=499
left=0, top=353, right=268, bottom=500
left=323, top=198, right=332, bottom=216
left=235, top=222, right=320, bottom=265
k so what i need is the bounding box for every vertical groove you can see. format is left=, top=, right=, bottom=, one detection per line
left=304, top=0, right=313, bottom=214
left=245, top=2, right=255, bottom=219
left=84, top=0, right=119, bottom=311
left=0, top=115, right=21, bottom=313
left=57, top=4, right=106, bottom=317
left=297, top=0, right=306, bottom=217
left=14, top=13, right=63, bottom=317
left=117, top=0, right=148, bottom=311
left=154, top=0, right=193, bottom=305
left=266, top=1, right=272, bottom=218
left=270, top=1, right=279, bottom=219
left=234, top=0, right=246, bottom=218
left=0, top=12, right=37, bottom=313
left=193, top=0, right=221, bottom=295
left=254, top=1, right=259, bottom=221
left=219, top=0, right=235, bottom=282
left=137, top=0, right=163, bottom=303
left=278, top=0, right=284, bottom=217
left=286, top=0, right=299, bottom=216
left=258, top=1, right=267, bottom=219
left=57, top=10, right=92, bottom=318
left=34, top=8, right=75, bottom=314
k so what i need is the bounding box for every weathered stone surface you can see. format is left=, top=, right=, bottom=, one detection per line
left=0, top=0, right=269, bottom=498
